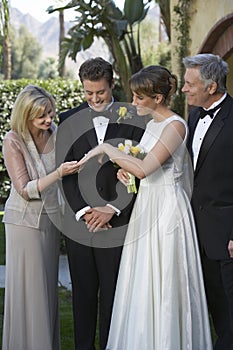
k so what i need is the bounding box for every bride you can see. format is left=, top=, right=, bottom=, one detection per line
left=78, top=65, right=213, bottom=350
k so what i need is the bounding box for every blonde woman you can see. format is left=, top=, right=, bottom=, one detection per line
left=2, top=85, right=79, bottom=350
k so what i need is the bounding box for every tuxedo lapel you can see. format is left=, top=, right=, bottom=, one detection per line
left=187, top=112, right=199, bottom=159
left=104, top=122, right=118, bottom=141
left=84, top=109, right=100, bottom=148
left=84, top=102, right=135, bottom=147
left=85, top=115, right=117, bottom=148
left=86, top=128, right=98, bottom=148
left=189, top=95, right=231, bottom=176
left=195, top=112, right=225, bottom=175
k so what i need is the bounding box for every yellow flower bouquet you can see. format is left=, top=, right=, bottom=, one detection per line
left=117, top=140, right=145, bottom=194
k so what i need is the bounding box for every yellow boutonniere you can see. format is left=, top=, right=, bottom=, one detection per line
left=116, top=106, right=133, bottom=124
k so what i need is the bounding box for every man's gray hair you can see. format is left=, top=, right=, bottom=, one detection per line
left=183, top=53, right=229, bottom=93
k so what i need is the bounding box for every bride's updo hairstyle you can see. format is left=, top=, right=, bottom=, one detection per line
left=129, top=65, right=178, bottom=104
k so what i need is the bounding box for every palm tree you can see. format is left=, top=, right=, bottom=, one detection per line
left=58, top=9, right=66, bottom=77
left=0, top=0, right=11, bottom=79
left=155, top=0, right=170, bottom=40
left=47, top=0, right=67, bottom=77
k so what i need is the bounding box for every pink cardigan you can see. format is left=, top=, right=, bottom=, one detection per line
left=2, top=122, right=59, bottom=228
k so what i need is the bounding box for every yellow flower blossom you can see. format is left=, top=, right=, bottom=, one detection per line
left=118, top=144, right=125, bottom=152
left=116, top=106, right=133, bottom=123
left=118, top=106, right=127, bottom=117
left=130, top=146, right=141, bottom=157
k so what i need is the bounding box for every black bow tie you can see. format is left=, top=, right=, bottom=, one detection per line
left=89, top=108, right=111, bottom=119
left=199, top=99, right=225, bottom=119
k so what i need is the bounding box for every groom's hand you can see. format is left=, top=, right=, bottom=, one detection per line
left=84, top=206, right=114, bottom=232
left=228, top=240, right=233, bottom=258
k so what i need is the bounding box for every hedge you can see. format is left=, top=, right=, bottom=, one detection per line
left=0, top=78, right=85, bottom=203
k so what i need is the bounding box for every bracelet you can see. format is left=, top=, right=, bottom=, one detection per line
left=56, top=167, right=62, bottom=180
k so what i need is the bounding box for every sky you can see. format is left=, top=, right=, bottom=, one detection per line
left=10, top=0, right=125, bottom=23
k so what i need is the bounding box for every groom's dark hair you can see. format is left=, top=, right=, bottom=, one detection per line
left=79, top=57, right=113, bottom=87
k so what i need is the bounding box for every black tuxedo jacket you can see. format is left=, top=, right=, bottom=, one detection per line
left=56, top=101, right=145, bottom=245
left=187, top=94, right=233, bottom=259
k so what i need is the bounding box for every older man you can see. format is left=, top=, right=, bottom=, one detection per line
left=183, top=53, right=233, bottom=350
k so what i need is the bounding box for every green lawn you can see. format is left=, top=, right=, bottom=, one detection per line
left=59, top=287, right=75, bottom=349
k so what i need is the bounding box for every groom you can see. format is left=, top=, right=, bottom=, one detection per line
left=56, top=57, right=145, bottom=350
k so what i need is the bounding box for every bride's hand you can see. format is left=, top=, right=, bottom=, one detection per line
left=117, top=168, right=130, bottom=186
left=77, top=144, right=106, bottom=167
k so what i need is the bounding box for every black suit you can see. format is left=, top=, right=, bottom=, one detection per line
left=187, top=94, right=233, bottom=350
left=56, top=101, right=145, bottom=350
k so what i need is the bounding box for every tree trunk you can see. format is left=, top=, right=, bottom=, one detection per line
left=59, top=10, right=66, bottom=77
left=3, top=33, right=11, bottom=80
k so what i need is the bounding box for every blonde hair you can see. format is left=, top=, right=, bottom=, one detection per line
left=130, top=65, right=177, bottom=104
left=10, top=84, right=56, bottom=135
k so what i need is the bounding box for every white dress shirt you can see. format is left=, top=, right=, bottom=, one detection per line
left=75, top=98, right=121, bottom=221
left=192, top=93, right=226, bottom=170
left=92, top=116, right=110, bottom=144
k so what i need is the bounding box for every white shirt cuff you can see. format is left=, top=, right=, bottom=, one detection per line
left=106, top=204, right=121, bottom=216
left=75, top=206, right=91, bottom=221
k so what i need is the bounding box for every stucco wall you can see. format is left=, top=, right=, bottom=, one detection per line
left=171, top=0, right=233, bottom=96
left=189, top=0, right=233, bottom=55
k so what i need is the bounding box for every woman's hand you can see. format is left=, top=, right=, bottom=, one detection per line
left=117, top=168, right=130, bottom=186
left=77, top=144, right=106, bottom=167
left=57, top=161, right=80, bottom=178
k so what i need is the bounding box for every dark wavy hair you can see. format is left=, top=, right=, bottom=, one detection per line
left=130, top=65, right=178, bottom=103
left=79, top=57, right=113, bottom=87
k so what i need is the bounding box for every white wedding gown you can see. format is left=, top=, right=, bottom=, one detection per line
left=106, top=116, right=213, bottom=350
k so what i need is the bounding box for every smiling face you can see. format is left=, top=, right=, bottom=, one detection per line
left=28, top=101, right=54, bottom=133
left=182, top=67, right=214, bottom=108
left=83, top=78, right=114, bottom=112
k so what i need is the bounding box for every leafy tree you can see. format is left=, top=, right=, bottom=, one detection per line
left=139, top=8, right=171, bottom=68
left=11, top=26, right=42, bottom=79
left=47, top=0, right=151, bottom=101
left=38, top=57, right=59, bottom=79
left=0, top=0, right=11, bottom=79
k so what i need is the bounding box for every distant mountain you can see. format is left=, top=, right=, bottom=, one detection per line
left=10, top=8, right=42, bottom=33
left=9, top=5, right=165, bottom=76
left=9, top=7, right=109, bottom=75
left=10, top=8, right=72, bottom=60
